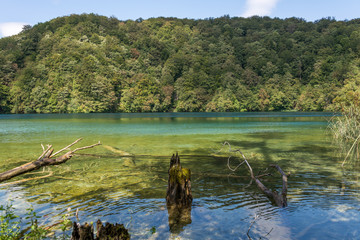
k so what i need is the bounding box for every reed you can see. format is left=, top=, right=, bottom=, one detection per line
left=329, top=105, right=360, bottom=166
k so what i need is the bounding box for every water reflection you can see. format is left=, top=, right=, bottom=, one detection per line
left=167, top=205, right=192, bottom=234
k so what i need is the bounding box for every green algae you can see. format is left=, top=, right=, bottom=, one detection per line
left=169, top=166, right=191, bottom=185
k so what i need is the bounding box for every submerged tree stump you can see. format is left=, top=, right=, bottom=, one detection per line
left=71, top=222, right=94, bottom=240
left=71, top=220, right=130, bottom=240
left=166, top=153, right=192, bottom=207
left=166, top=153, right=192, bottom=233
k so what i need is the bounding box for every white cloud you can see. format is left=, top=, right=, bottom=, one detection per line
left=0, top=22, right=28, bottom=37
left=242, top=0, right=280, bottom=18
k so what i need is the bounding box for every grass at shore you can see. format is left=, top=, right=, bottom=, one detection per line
left=329, top=106, right=360, bottom=166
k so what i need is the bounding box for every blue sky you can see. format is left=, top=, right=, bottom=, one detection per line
left=0, top=0, right=359, bottom=38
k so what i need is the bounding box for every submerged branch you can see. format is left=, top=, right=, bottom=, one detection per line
left=223, top=142, right=289, bottom=207
left=0, top=139, right=101, bottom=183
left=0, top=171, right=53, bottom=187
left=72, top=141, right=101, bottom=153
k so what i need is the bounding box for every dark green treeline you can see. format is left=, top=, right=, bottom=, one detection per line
left=0, top=14, right=359, bottom=113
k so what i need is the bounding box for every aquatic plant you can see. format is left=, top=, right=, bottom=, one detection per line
left=0, top=203, right=21, bottom=240
left=0, top=203, right=72, bottom=239
left=329, top=106, right=360, bottom=166
left=24, top=207, right=48, bottom=240
left=329, top=60, right=360, bottom=166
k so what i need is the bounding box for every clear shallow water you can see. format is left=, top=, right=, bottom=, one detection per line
left=0, top=112, right=359, bottom=239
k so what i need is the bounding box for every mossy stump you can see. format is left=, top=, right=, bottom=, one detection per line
left=72, top=222, right=94, bottom=240
left=71, top=220, right=130, bottom=240
left=166, top=153, right=192, bottom=233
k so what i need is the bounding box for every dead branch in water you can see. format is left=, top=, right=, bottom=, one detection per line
left=0, top=139, right=101, bottom=183
left=222, top=141, right=290, bottom=207
left=0, top=170, right=53, bottom=187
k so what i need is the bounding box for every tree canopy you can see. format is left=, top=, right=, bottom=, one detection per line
left=0, top=14, right=359, bottom=113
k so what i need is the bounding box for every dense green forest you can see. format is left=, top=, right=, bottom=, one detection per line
left=0, top=13, right=359, bottom=113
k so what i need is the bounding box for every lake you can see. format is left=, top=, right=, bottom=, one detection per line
left=0, top=112, right=359, bottom=239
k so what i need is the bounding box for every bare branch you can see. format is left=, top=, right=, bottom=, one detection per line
left=270, top=164, right=289, bottom=197
left=243, top=157, right=255, bottom=179
left=222, top=142, right=288, bottom=207
left=256, top=173, right=272, bottom=178
left=37, top=145, right=52, bottom=161
left=72, top=141, right=101, bottom=153
left=50, top=138, right=83, bottom=157
left=223, top=141, right=250, bottom=172
left=227, top=156, right=245, bottom=172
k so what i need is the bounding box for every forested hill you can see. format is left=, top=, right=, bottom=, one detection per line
left=0, top=14, right=359, bottom=113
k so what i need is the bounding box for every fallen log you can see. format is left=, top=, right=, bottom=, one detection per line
left=0, top=138, right=101, bottom=183
left=223, top=142, right=290, bottom=207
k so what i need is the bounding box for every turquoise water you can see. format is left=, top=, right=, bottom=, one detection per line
left=0, top=112, right=359, bottom=239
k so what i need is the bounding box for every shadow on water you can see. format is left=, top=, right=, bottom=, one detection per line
left=289, top=144, right=333, bottom=159
left=246, top=132, right=288, bottom=140
left=224, top=139, right=274, bottom=163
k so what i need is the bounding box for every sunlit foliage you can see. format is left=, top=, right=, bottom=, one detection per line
left=0, top=14, right=360, bottom=113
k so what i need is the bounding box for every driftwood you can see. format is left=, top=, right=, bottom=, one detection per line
left=0, top=138, right=101, bottom=183
left=71, top=220, right=130, bottom=240
left=224, top=142, right=290, bottom=207
left=166, top=153, right=192, bottom=233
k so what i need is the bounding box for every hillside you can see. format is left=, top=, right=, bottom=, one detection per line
left=0, top=13, right=359, bottom=113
